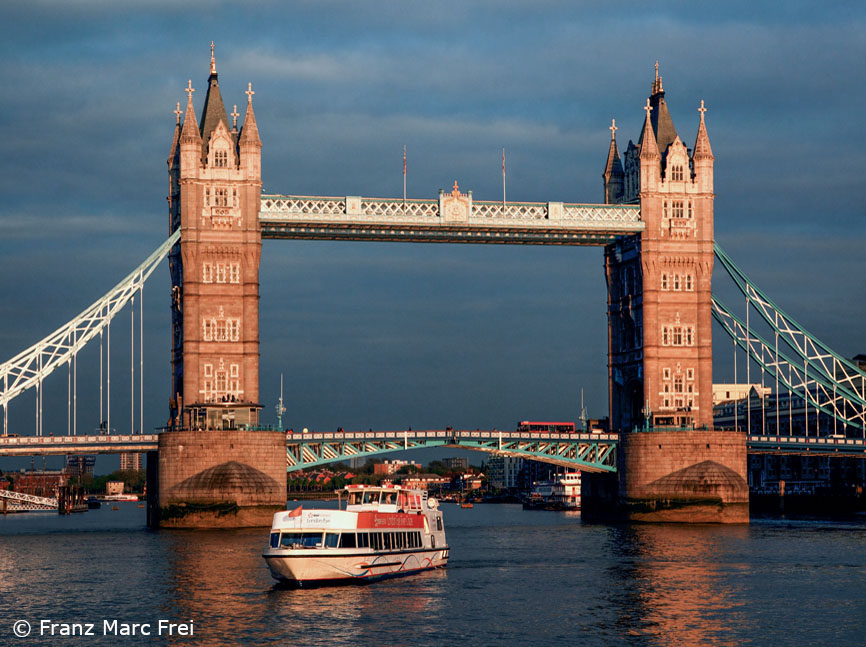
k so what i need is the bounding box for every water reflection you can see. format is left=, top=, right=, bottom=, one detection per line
left=158, top=525, right=446, bottom=646
left=605, top=524, right=752, bottom=647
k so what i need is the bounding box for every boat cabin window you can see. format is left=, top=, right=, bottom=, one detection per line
left=381, top=492, right=396, bottom=505
left=280, top=532, right=323, bottom=549
left=436, top=516, right=443, bottom=532
left=357, top=532, right=369, bottom=548
left=324, top=533, right=340, bottom=548
left=362, top=491, right=379, bottom=505
left=348, top=492, right=363, bottom=505
left=339, top=533, right=356, bottom=548
left=269, top=532, right=280, bottom=549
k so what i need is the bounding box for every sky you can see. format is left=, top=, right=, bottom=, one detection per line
left=1, top=1, right=864, bottom=471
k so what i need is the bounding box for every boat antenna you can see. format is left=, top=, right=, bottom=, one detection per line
left=275, top=373, right=286, bottom=430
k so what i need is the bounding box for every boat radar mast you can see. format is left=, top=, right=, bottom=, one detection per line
left=275, top=373, right=286, bottom=430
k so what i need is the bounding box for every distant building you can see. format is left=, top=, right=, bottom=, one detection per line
left=713, top=383, right=771, bottom=406
left=372, top=460, right=419, bottom=476
left=442, top=457, right=468, bottom=471
left=458, top=474, right=483, bottom=490
left=119, top=452, right=142, bottom=471
left=65, top=455, right=96, bottom=479
left=106, top=481, right=124, bottom=496
left=487, top=456, right=524, bottom=490
left=399, top=474, right=449, bottom=490
left=13, top=470, right=67, bottom=497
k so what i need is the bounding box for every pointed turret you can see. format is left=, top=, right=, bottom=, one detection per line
left=603, top=118, right=624, bottom=204
left=639, top=98, right=660, bottom=192
left=179, top=81, right=202, bottom=176
left=239, top=82, right=262, bottom=180
left=198, top=42, right=231, bottom=163
left=692, top=100, right=714, bottom=193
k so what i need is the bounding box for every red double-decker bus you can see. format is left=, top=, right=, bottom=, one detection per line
left=516, top=421, right=576, bottom=434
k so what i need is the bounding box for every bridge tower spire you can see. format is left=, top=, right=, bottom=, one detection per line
left=156, top=45, right=283, bottom=529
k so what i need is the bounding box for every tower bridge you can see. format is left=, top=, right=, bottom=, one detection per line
left=2, top=50, right=865, bottom=527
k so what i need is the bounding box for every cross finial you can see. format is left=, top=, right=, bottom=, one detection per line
left=655, top=61, right=659, bottom=81
left=174, top=101, right=182, bottom=125
left=644, top=97, right=653, bottom=118
left=185, top=79, right=195, bottom=102
left=698, top=99, right=707, bottom=120
left=245, top=82, right=255, bottom=103
left=451, top=180, right=460, bottom=196
left=231, top=104, right=239, bottom=130
left=210, top=41, right=216, bottom=75
left=609, top=118, right=618, bottom=140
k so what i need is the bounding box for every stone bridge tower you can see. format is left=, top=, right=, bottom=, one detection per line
left=591, top=64, right=748, bottom=523
left=152, top=45, right=285, bottom=529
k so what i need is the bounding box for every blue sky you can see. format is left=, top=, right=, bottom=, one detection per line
left=1, top=1, right=864, bottom=470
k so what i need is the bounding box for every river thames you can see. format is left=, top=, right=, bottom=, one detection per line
left=1, top=503, right=865, bottom=646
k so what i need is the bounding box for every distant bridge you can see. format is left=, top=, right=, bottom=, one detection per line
left=747, top=434, right=866, bottom=457
left=286, top=429, right=619, bottom=473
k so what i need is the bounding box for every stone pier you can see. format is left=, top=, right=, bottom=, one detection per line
left=583, top=429, right=749, bottom=523
left=147, top=430, right=286, bottom=529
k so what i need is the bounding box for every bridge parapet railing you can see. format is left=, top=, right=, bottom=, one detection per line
left=260, top=195, right=642, bottom=231
left=286, top=430, right=618, bottom=442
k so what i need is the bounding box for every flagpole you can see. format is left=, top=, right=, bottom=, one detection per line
left=502, top=148, right=506, bottom=207
left=403, top=145, right=407, bottom=206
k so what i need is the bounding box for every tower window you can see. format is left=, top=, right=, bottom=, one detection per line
left=685, top=274, right=693, bottom=291
left=202, top=263, right=213, bottom=283
left=215, top=188, right=228, bottom=207
left=672, top=200, right=684, bottom=219
left=671, top=165, right=683, bottom=181
left=661, top=273, right=668, bottom=290
left=230, top=263, right=240, bottom=284
left=214, top=150, right=228, bottom=168
left=673, top=274, right=681, bottom=291
left=216, top=263, right=227, bottom=283
left=662, top=326, right=669, bottom=346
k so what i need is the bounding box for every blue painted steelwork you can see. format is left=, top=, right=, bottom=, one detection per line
left=285, top=430, right=619, bottom=473
left=713, top=243, right=866, bottom=436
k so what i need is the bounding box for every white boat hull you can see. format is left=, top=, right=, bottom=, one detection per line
left=263, top=548, right=448, bottom=586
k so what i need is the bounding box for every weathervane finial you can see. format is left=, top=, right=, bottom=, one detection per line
left=210, top=41, right=216, bottom=74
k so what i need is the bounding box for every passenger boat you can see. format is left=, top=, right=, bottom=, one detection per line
left=262, top=484, right=449, bottom=586
left=522, top=472, right=581, bottom=510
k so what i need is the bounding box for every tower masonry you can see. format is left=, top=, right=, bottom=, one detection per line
left=152, top=45, right=285, bottom=529
left=588, top=64, right=747, bottom=523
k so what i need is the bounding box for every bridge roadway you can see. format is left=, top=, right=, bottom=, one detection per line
left=259, top=194, right=643, bottom=245
left=1, top=431, right=863, bottom=464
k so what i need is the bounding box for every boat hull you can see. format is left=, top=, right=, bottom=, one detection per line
left=263, top=548, right=448, bottom=586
